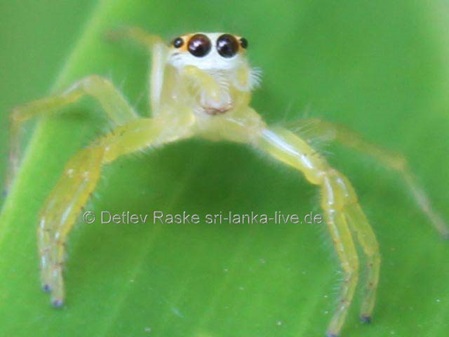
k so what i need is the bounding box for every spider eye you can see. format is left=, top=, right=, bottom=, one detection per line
left=172, top=37, right=184, bottom=49
left=188, top=34, right=212, bottom=57
left=216, top=34, right=239, bottom=58
left=239, top=37, right=248, bottom=49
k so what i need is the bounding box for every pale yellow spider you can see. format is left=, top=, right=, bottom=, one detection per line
left=7, top=28, right=449, bottom=337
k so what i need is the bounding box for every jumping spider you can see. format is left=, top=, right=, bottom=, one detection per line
left=7, top=28, right=448, bottom=337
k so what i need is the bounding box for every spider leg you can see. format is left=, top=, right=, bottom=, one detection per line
left=8, top=75, right=139, bottom=192
left=39, top=116, right=193, bottom=307
left=106, top=26, right=164, bottom=50
left=106, top=27, right=167, bottom=114
left=290, top=118, right=449, bottom=238
left=257, top=126, right=379, bottom=337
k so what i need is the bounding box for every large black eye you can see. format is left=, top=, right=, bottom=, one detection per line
left=172, top=37, right=184, bottom=48
left=216, top=34, right=239, bottom=58
left=188, top=34, right=211, bottom=57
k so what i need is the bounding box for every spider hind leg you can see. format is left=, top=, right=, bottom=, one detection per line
left=290, top=118, right=449, bottom=238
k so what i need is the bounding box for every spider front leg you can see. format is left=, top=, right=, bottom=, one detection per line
left=38, top=117, right=193, bottom=306
left=7, top=75, right=139, bottom=192
left=257, top=126, right=380, bottom=337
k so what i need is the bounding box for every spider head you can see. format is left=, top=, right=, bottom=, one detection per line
left=167, top=33, right=248, bottom=71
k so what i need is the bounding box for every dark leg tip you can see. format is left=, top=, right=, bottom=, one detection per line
left=42, top=284, right=52, bottom=293
left=52, top=299, right=64, bottom=308
left=360, top=315, right=372, bottom=324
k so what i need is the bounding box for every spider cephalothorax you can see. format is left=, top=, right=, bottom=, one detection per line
left=165, top=33, right=260, bottom=115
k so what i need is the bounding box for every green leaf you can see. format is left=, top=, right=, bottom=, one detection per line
left=1, top=1, right=449, bottom=337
